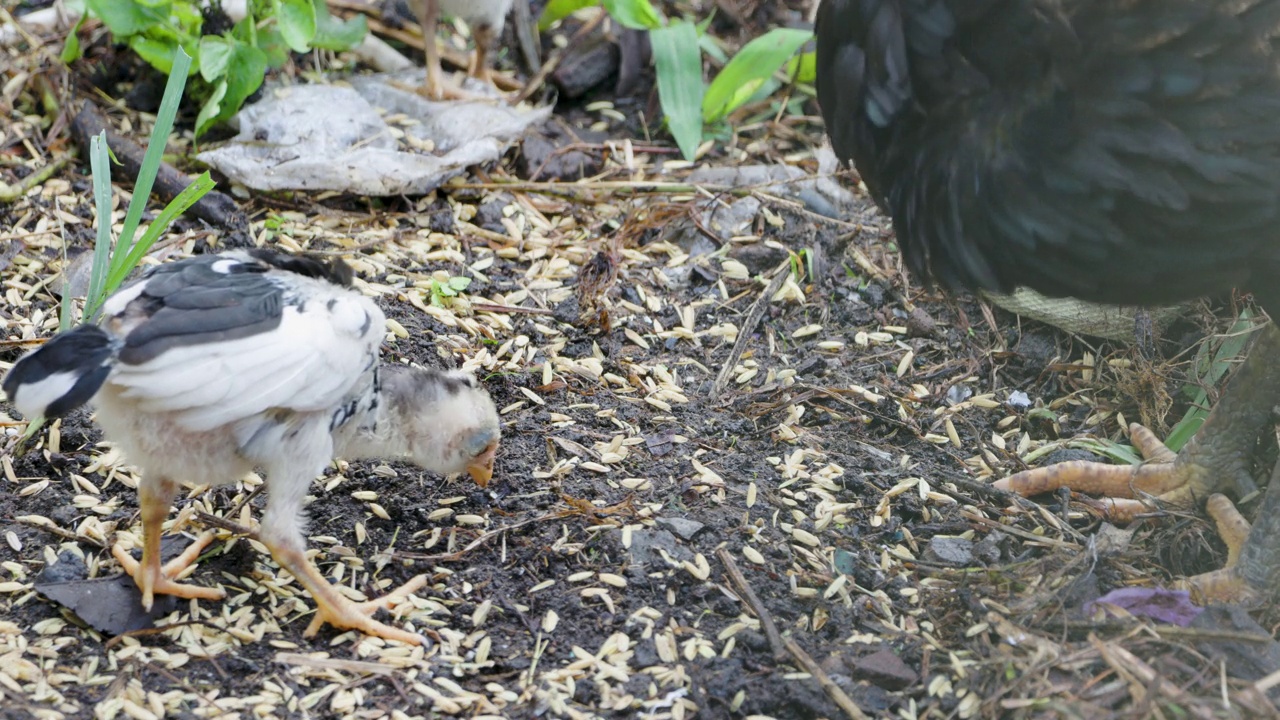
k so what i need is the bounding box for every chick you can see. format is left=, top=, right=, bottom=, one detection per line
left=420, top=0, right=515, bottom=98
left=3, top=249, right=500, bottom=644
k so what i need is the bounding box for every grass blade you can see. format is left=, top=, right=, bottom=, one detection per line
left=80, top=131, right=114, bottom=327
left=702, top=27, right=810, bottom=123
left=108, top=173, right=217, bottom=288
left=108, top=47, right=192, bottom=290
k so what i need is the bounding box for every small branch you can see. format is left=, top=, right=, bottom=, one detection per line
left=713, top=261, right=791, bottom=397
left=716, top=548, right=869, bottom=720
left=0, top=156, right=72, bottom=203
left=472, top=302, right=555, bottom=316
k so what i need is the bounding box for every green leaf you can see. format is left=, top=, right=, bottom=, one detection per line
left=1166, top=311, right=1259, bottom=452
left=602, top=0, right=662, bottom=30
left=256, top=27, right=293, bottom=69
left=275, top=0, right=317, bottom=53
left=61, top=14, right=86, bottom=63
left=703, top=27, right=811, bottom=122
left=538, top=0, right=597, bottom=30
left=311, top=0, right=367, bottom=51
left=448, top=276, right=472, bottom=291
left=650, top=21, right=703, bottom=160
left=224, top=42, right=268, bottom=110
left=196, top=79, right=228, bottom=137
left=85, top=0, right=168, bottom=36
left=129, top=35, right=179, bottom=73
left=197, top=40, right=267, bottom=135
left=199, top=35, right=233, bottom=81
left=111, top=173, right=216, bottom=289
left=697, top=30, right=727, bottom=65
left=787, top=50, right=816, bottom=84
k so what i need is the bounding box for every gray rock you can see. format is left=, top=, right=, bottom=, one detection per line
left=923, top=536, right=974, bottom=566
left=656, top=516, right=705, bottom=541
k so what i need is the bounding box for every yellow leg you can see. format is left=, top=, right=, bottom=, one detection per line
left=266, top=541, right=429, bottom=645
left=112, top=477, right=225, bottom=610
left=469, top=23, right=494, bottom=83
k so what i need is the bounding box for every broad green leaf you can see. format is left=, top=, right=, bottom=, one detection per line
left=257, top=27, right=293, bottom=69
left=276, top=0, right=317, bottom=53
left=651, top=21, right=703, bottom=160
left=703, top=27, right=811, bottom=122
left=603, top=0, right=662, bottom=30
left=311, top=0, right=367, bottom=50
left=787, top=50, right=816, bottom=84
left=129, top=35, right=178, bottom=73
left=538, top=0, right=596, bottom=30
left=199, top=36, right=234, bottom=81
left=209, top=41, right=268, bottom=131
left=448, top=276, right=472, bottom=291
left=196, top=79, right=228, bottom=137
left=85, top=0, right=167, bottom=36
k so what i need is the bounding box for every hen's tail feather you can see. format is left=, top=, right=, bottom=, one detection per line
left=3, top=325, right=116, bottom=418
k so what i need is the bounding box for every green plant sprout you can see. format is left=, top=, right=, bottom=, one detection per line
left=66, top=0, right=367, bottom=136
left=538, top=0, right=813, bottom=160
left=430, top=275, right=473, bottom=307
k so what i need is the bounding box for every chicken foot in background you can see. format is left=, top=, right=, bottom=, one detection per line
left=419, top=0, right=513, bottom=100
left=996, top=323, right=1280, bottom=602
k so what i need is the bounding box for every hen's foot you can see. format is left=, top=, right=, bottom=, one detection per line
left=993, top=423, right=1226, bottom=522
left=113, top=530, right=226, bottom=610
left=1175, top=449, right=1280, bottom=604
left=270, top=543, right=432, bottom=645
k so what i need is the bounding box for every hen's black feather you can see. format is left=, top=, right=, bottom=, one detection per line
left=815, top=0, right=1280, bottom=309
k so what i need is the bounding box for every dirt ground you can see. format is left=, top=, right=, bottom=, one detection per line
left=4, top=2, right=1280, bottom=719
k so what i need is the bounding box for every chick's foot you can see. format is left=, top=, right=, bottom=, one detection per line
left=269, top=542, right=432, bottom=645
left=113, top=529, right=226, bottom=610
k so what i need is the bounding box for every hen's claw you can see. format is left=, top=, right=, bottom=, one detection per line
left=993, top=423, right=1223, bottom=522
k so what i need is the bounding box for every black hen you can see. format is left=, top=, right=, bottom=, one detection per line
left=815, top=0, right=1280, bottom=602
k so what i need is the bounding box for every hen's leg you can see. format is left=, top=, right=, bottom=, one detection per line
left=996, top=323, right=1280, bottom=602
left=995, top=322, right=1280, bottom=526
left=259, top=475, right=428, bottom=645
left=1177, top=458, right=1280, bottom=604
left=112, top=476, right=225, bottom=609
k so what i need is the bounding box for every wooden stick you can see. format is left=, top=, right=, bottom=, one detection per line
left=716, top=548, right=870, bottom=720
left=713, top=262, right=791, bottom=397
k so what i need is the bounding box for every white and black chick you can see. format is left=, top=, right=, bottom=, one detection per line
left=3, top=249, right=500, bottom=645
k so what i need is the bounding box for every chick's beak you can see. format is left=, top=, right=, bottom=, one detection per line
left=467, top=441, right=499, bottom=488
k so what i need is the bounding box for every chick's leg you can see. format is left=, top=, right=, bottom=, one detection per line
left=469, top=23, right=495, bottom=83
left=420, top=0, right=446, bottom=99
left=112, top=476, right=225, bottom=609
left=260, top=486, right=427, bottom=645
left=996, top=323, right=1280, bottom=601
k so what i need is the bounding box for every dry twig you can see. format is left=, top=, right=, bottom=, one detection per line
left=716, top=548, right=870, bottom=720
